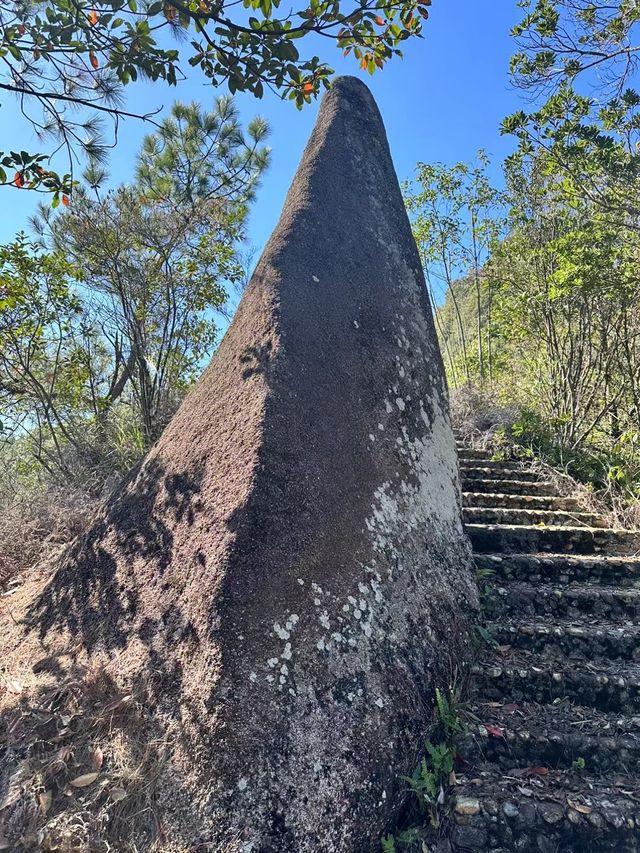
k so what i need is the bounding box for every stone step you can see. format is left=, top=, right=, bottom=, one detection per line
left=485, top=581, right=640, bottom=622
left=450, top=771, right=640, bottom=852
left=462, top=478, right=558, bottom=496
left=463, top=492, right=583, bottom=512
left=459, top=700, right=640, bottom=774
left=467, top=523, right=640, bottom=556
left=475, top=553, right=640, bottom=587
left=460, top=458, right=531, bottom=471
left=457, top=447, right=494, bottom=461
left=472, top=651, right=640, bottom=713
left=461, top=464, right=542, bottom=482
left=463, top=506, right=605, bottom=528
left=488, top=618, right=640, bottom=662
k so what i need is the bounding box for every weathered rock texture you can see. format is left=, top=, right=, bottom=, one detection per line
left=31, top=76, right=476, bottom=850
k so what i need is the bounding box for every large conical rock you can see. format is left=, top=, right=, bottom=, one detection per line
left=32, top=77, right=477, bottom=850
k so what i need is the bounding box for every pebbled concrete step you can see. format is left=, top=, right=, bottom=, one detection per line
left=463, top=491, right=583, bottom=511
left=445, top=438, right=640, bottom=852
left=461, top=458, right=533, bottom=471
left=457, top=448, right=494, bottom=461
left=467, top=523, right=640, bottom=556
left=459, top=700, right=640, bottom=774
left=461, top=464, right=543, bottom=482
left=485, top=581, right=640, bottom=622
left=475, top=553, right=640, bottom=587
left=488, top=618, right=640, bottom=662
left=463, top=506, right=606, bottom=528
left=449, top=771, right=640, bottom=852
left=462, top=477, right=558, bottom=496
left=472, top=651, right=640, bottom=713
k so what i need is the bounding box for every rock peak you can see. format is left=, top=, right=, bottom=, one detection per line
left=30, top=79, right=477, bottom=851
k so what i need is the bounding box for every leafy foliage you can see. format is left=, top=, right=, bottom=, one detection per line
left=504, top=1, right=640, bottom=225
left=421, top=145, right=640, bottom=509
left=0, top=0, right=431, bottom=196
left=403, top=154, right=504, bottom=388
left=1, top=95, right=269, bottom=485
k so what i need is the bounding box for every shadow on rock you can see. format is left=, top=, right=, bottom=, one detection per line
left=26, top=458, right=204, bottom=655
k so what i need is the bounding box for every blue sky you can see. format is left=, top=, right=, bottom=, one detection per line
left=0, top=1, right=523, bottom=255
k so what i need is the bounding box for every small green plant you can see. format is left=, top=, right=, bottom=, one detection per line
left=403, top=742, right=456, bottom=827
left=435, top=687, right=465, bottom=742
left=475, top=566, right=497, bottom=613
left=400, top=688, right=465, bottom=828
left=572, top=756, right=586, bottom=773
left=475, top=567, right=495, bottom=583
left=473, top=623, right=497, bottom=649
left=380, top=828, right=421, bottom=852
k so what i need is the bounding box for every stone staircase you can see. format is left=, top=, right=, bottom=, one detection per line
left=450, top=438, right=640, bottom=852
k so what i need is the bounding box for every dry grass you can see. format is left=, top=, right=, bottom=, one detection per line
left=0, top=668, right=167, bottom=852
left=0, top=486, right=98, bottom=593
left=450, top=385, right=518, bottom=441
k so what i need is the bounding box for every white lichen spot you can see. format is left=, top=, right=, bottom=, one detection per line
left=395, top=398, right=406, bottom=412
left=316, top=638, right=326, bottom=652
left=297, top=578, right=305, bottom=586
left=249, top=672, right=257, bottom=682
left=370, top=579, right=383, bottom=603
left=343, top=603, right=350, bottom=612
left=353, top=320, right=360, bottom=329
left=353, top=609, right=362, bottom=620
left=319, top=612, right=331, bottom=630
left=378, top=423, right=385, bottom=431
left=237, top=778, right=248, bottom=791
left=347, top=692, right=355, bottom=702
left=362, top=622, right=372, bottom=637
left=266, top=674, right=274, bottom=683
left=273, top=623, right=290, bottom=641
left=375, top=698, right=384, bottom=709
left=267, top=658, right=279, bottom=669
left=281, top=643, right=292, bottom=660
left=369, top=433, right=376, bottom=442
left=331, top=632, right=344, bottom=643
left=313, top=597, right=321, bottom=606
left=398, top=365, right=406, bottom=378
left=280, top=664, right=289, bottom=676
left=384, top=400, right=393, bottom=414
left=312, top=275, right=320, bottom=283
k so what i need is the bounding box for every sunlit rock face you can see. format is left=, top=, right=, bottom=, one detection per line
left=34, top=76, right=477, bottom=851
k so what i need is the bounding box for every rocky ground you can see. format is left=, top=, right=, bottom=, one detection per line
left=448, top=439, right=640, bottom=852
